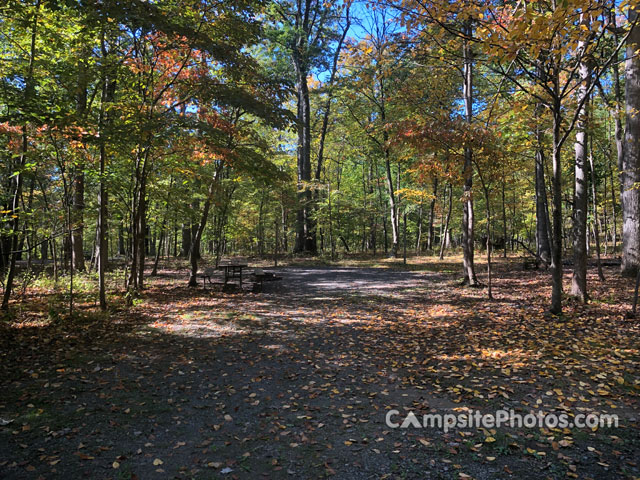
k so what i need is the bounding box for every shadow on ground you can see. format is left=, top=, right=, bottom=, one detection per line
left=1, top=262, right=638, bottom=479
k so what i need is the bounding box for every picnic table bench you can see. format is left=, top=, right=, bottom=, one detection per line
left=200, top=267, right=219, bottom=288
left=249, top=268, right=282, bottom=292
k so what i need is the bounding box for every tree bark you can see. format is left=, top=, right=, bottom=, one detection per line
left=622, top=7, right=640, bottom=276
left=535, top=138, right=552, bottom=265
left=384, top=153, right=399, bottom=257
left=550, top=105, right=564, bottom=314
left=189, top=181, right=216, bottom=287
left=97, top=28, right=113, bottom=311
left=181, top=223, right=191, bottom=257
left=71, top=52, right=88, bottom=273
left=571, top=33, right=590, bottom=303
left=151, top=178, right=173, bottom=276
left=439, top=183, right=453, bottom=260
left=589, top=133, right=606, bottom=282
left=610, top=4, right=624, bottom=254
left=501, top=175, right=508, bottom=258
left=461, top=23, right=478, bottom=286
left=292, top=1, right=316, bottom=255
left=415, top=203, right=423, bottom=254
left=368, top=162, right=376, bottom=255
left=427, top=177, right=438, bottom=251
left=478, top=172, right=493, bottom=299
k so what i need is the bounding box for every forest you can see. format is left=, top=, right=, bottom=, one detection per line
left=2, top=0, right=640, bottom=312
left=1, top=0, right=639, bottom=479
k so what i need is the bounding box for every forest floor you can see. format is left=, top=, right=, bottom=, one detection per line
left=1, top=255, right=639, bottom=479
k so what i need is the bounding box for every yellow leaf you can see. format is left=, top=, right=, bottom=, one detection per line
left=153, top=458, right=163, bottom=466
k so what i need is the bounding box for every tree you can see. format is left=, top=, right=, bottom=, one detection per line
left=392, top=0, right=483, bottom=276
left=460, top=20, right=478, bottom=286
left=1, top=0, right=41, bottom=311
left=622, top=5, right=640, bottom=276
left=571, top=14, right=592, bottom=302
left=268, top=0, right=342, bottom=254
left=480, top=0, right=632, bottom=313
left=340, top=8, right=408, bottom=257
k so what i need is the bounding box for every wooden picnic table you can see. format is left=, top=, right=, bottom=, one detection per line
left=200, top=263, right=280, bottom=291
left=217, top=261, right=248, bottom=288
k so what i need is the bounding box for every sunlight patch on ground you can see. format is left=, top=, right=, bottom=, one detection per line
left=10, top=317, right=52, bottom=329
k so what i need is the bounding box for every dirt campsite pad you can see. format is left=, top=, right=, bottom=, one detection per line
left=1, top=260, right=639, bottom=479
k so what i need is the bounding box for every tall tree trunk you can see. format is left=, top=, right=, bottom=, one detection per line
left=415, top=203, right=423, bottom=254
left=2, top=135, right=27, bottom=311
left=535, top=139, right=553, bottom=265
left=293, top=52, right=316, bottom=254
left=439, top=184, right=453, bottom=260
left=189, top=181, right=216, bottom=287
left=368, top=162, right=376, bottom=255
left=181, top=223, right=191, bottom=257
left=361, top=162, right=367, bottom=252
left=501, top=175, right=508, bottom=258
left=257, top=191, right=265, bottom=256
left=190, top=187, right=201, bottom=260
left=550, top=104, right=564, bottom=314
left=609, top=153, right=619, bottom=253
left=136, top=175, right=147, bottom=288
left=427, top=177, right=438, bottom=251
left=377, top=170, right=388, bottom=254
left=151, top=178, right=173, bottom=276
left=127, top=148, right=148, bottom=291
left=72, top=53, right=88, bottom=273
left=127, top=187, right=139, bottom=290
left=589, top=132, right=606, bottom=282
left=478, top=173, right=493, bottom=299
left=610, top=4, right=623, bottom=254
left=71, top=161, right=85, bottom=271
left=384, top=154, right=399, bottom=257
left=622, top=7, right=640, bottom=276
left=461, top=23, right=478, bottom=285
left=571, top=35, right=590, bottom=303
left=281, top=202, right=288, bottom=253
left=151, top=230, right=164, bottom=276
left=97, top=29, right=113, bottom=311
left=2, top=1, right=39, bottom=311
left=118, top=223, right=125, bottom=255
